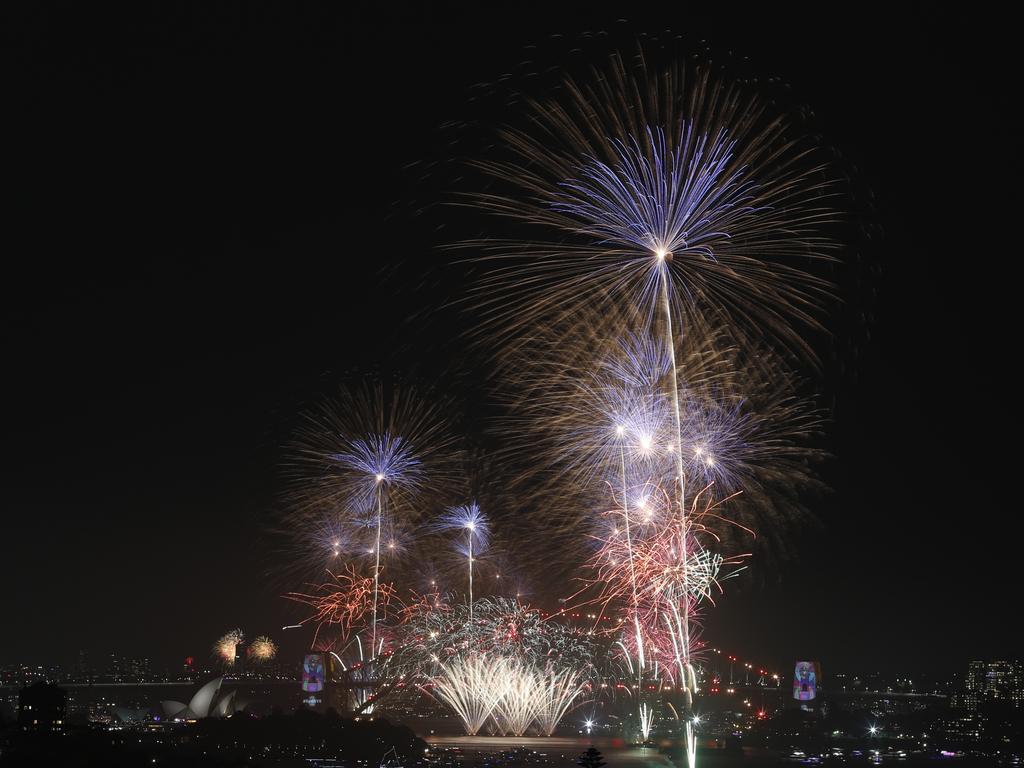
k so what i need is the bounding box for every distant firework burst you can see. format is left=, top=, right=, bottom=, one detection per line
left=213, top=629, right=244, bottom=667
left=247, top=635, right=278, bottom=663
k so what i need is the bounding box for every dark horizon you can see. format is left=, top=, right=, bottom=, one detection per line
left=2, top=6, right=1018, bottom=677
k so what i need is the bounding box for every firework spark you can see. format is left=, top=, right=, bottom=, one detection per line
left=285, top=565, right=397, bottom=651
left=396, top=597, right=599, bottom=677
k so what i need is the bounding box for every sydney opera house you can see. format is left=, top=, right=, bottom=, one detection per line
left=161, top=677, right=247, bottom=720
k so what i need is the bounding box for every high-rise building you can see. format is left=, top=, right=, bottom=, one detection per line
left=959, top=660, right=1021, bottom=710
left=106, top=653, right=153, bottom=683
left=234, top=643, right=247, bottom=677
left=963, top=660, right=986, bottom=710
left=74, top=650, right=92, bottom=683
left=935, top=711, right=985, bottom=743
left=984, top=661, right=1015, bottom=701
left=108, top=653, right=122, bottom=683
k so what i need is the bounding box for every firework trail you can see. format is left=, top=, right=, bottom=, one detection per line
left=401, top=597, right=598, bottom=735
left=491, top=660, right=543, bottom=736
left=436, top=502, right=489, bottom=625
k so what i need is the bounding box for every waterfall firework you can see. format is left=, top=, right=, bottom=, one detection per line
left=427, top=655, right=587, bottom=737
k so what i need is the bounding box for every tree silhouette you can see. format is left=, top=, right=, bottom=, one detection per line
left=578, top=746, right=606, bottom=768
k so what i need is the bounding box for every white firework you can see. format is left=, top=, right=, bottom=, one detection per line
left=428, top=655, right=586, bottom=737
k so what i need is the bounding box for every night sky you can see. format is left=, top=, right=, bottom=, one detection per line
left=2, top=5, right=1018, bottom=678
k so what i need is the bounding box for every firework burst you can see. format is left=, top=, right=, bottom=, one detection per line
left=285, top=565, right=398, bottom=652
left=248, top=635, right=278, bottom=663
left=213, top=629, right=244, bottom=668
left=462, top=49, right=836, bottom=365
